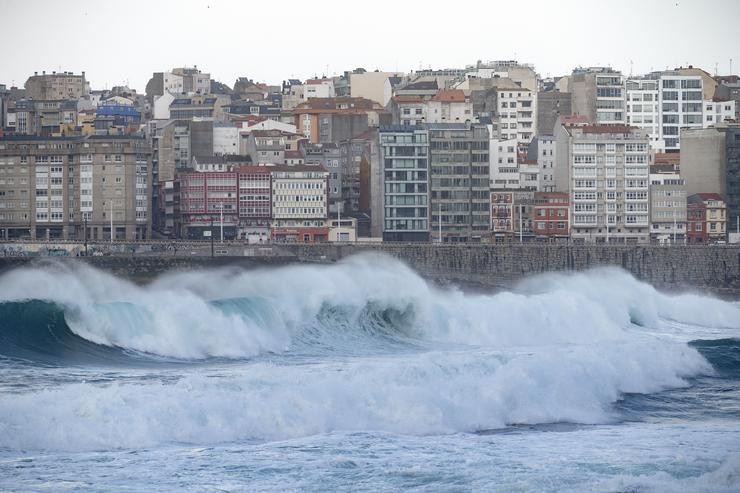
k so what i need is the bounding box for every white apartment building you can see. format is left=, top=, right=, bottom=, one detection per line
left=659, top=74, right=704, bottom=151
left=536, top=135, right=556, bottom=192
left=305, top=78, right=335, bottom=99
left=495, top=87, right=536, bottom=143
left=270, top=165, right=329, bottom=228
left=703, top=100, right=736, bottom=127
left=555, top=123, right=650, bottom=244
left=625, top=78, right=664, bottom=151
left=213, top=124, right=239, bottom=155
left=489, top=136, right=520, bottom=189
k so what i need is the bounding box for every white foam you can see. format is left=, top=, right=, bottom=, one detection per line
left=0, top=339, right=711, bottom=451
left=0, top=255, right=738, bottom=358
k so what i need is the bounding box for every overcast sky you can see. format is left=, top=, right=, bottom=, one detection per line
left=3, top=0, right=739, bottom=92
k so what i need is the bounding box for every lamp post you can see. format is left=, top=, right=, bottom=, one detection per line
left=210, top=216, right=214, bottom=258
left=83, top=215, right=88, bottom=256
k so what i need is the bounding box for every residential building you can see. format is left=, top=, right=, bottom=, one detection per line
left=0, top=135, right=152, bottom=241
left=293, top=97, right=388, bottom=144
left=25, top=71, right=87, bottom=100
left=625, top=77, right=663, bottom=151
left=659, top=72, right=704, bottom=151
left=178, top=169, right=238, bottom=239
left=490, top=190, right=535, bottom=242
left=531, top=135, right=556, bottom=192
left=703, top=99, right=736, bottom=127
left=349, top=71, right=402, bottom=106
left=714, top=77, right=740, bottom=120
left=555, top=123, right=650, bottom=244
left=428, top=123, right=490, bottom=242
left=568, top=67, right=625, bottom=124
left=533, top=192, right=569, bottom=240
left=725, top=127, right=740, bottom=235
left=379, top=125, right=430, bottom=241
left=491, top=83, right=536, bottom=143
left=213, top=123, right=239, bottom=155
left=244, top=129, right=288, bottom=165
left=303, top=143, right=342, bottom=215
left=426, top=90, right=474, bottom=124
left=305, top=78, right=335, bottom=99
left=687, top=193, right=726, bottom=243
left=537, top=90, right=572, bottom=136
left=649, top=172, right=686, bottom=244
left=270, top=165, right=329, bottom=242
left=235, top=165, right=271, bottom=243
left=489, top=137, right=521, bottom=189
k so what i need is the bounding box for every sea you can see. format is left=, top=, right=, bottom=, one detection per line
left=0, top=253, right=739, bottom=492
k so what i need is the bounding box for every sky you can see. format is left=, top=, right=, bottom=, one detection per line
left=2, top=0, right=739, bottom=92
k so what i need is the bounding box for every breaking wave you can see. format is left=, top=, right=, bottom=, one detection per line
left=0, top=254, right=738, bottom=450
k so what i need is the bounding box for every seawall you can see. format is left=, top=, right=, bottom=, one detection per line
left=0, top=244, right=738, bottom=296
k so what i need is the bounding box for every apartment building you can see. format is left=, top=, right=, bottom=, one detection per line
left=649, top=172, right=686, bottom=244
left=293, top=97, right=389, bottom=143
left=568, top=67, right=625, bottom=124
left=25, top=71, right=87, bottom=100
left=533, top=192, right=569, bottom=240
left=270, top=165, right=329, bottom=242
left=428, top=123, right=490, bottom=243
left=555, top=123, right=650, bottom=244
left=179, top=170, right=238, bottom=239
left=0, top=135, right=151, bottom=241
left=659, top=73, right=704, bottom=151
left=379, top=125, right=430, bottom=241
left=625, top=77, right=663, bottom=151
left=687, top=193, right=726, bottom=244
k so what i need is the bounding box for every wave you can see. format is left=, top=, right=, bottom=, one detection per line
left=0, top=254, right=739, bottom=361
left=1, top=255, right=739, bottom=450
left=0, top=343, right=712, bottom=450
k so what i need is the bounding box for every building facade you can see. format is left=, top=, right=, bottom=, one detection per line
left=555, top=124, right=650, bottom=244
left=379, top=125, right=430, bottom=241
left=0, top=135, right=151, bottom=241
left=428, top=123, right=489, bottom=242
left=687, top=193, right=727, bottom=243
left=649, top=172, right=686, bottom=244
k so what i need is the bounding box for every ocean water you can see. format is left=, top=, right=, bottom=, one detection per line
left=0, top=254, right=739, bottom=492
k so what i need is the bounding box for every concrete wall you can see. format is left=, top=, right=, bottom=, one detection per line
left=1, top=244, right=738, bottom=295
left=680, top=128, right=726, bottom=196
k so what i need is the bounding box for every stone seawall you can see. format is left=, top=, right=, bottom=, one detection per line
left=0, top=245, right=738, bottom=295
left=278, top=244, right=740, bottom=295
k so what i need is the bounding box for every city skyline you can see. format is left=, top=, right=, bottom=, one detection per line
left=3, top=0, right=739, bottom=91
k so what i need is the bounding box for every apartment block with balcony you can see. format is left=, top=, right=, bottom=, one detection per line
left=625, top=78, right=663, bottom=151
left=0, top=135, right=151, bottom=241
left=379, top=126, right=430, bottom=242
left=659, top=74, right=704, bottom=151
left=687, top=193, right=726, bottom=243
left=555, top=123, right=650, bottom=244
left=649, top=172, right=686, bottom=244
left=428, top=123, right=489, bottom=243
left=270, top=165, right=329, bottom=243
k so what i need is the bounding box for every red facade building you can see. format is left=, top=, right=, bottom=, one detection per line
left=686, top=193, right=727, bottom=244
left=533, top=192, right=569, bottom=239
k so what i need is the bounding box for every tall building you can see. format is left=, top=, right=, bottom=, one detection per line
left=379, top=125, right=430, bottom=241
left=568, top=67, right=625, bottom=124
left=25, top=71, right=87, bottom=100
left=0, top=135, right=151, bottom=241
left=658, top=73, right=704, bottom=151
left=270, top=165, right=329, bottom=243
left=725, top=127, right=740, bottom=234
left=537, top=90, right=572, bottom=136
left=649, top=171, right=686, bottom=244
left=555, top=123, right=650, bottom=243
left=428, top=123, right=490, bottom=242
left=625, top=77, right=662, bottom=151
